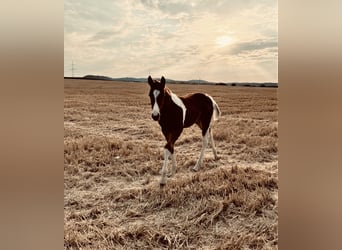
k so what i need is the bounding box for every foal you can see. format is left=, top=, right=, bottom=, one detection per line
left=148, top=76, right=220, bottom=185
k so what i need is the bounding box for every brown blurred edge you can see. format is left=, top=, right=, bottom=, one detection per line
left=1, top=1, right=342, bottom=250
left=279, top=1, right=342, bottom=250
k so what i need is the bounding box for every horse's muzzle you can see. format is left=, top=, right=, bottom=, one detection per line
left=152, top=113, right=160, bottom=121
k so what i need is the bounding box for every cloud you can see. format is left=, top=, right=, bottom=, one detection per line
left=64, top=0, right=278, bottom=82
left=229, top=39, right=278, bottom=55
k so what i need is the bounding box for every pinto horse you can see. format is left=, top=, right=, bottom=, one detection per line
left=148, top=76, right=220, bottom=185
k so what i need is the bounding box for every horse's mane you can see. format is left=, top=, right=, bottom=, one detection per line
left=164, top=87, right=172, bottom=96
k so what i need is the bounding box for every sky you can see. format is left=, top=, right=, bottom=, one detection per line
left=64, top=0, right=278, bottom=82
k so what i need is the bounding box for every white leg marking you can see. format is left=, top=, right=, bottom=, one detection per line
left=152, top=90, right=160, bottom=117
left=168, top=153, right=177, bottom=177
left=160, top=148, right=170, bottom=184
left=209, top=128, right=218, bottom=160
left=193, top=130, right=209, bottom=171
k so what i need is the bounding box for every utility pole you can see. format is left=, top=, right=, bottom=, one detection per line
left=71, top=60, right=75, bottom=77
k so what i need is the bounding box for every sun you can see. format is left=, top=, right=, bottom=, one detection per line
left=215, top=35, right=235, bottom=48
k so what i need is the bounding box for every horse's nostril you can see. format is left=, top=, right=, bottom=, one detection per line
left=152, top=114, right=159, bottom=121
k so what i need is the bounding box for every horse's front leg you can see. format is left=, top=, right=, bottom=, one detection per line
left=167, top=153, right=177, bottom=178
left=160, top=138, right=178, bottom=185
left=160, top=148, right=170, bottom=185
left=160, top=128, right=182, bottom=185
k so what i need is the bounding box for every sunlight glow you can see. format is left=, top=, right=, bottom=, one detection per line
left=215, top=35, right=235, bottom=48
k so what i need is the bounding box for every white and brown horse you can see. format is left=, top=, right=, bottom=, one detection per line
left=148, top=76, right=220, bottom=185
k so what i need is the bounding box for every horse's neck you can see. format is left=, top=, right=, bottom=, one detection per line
left=162, top=88, right=175, bottom=110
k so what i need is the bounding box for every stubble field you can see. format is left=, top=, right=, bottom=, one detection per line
left=64, top=79, right=278, bottom=249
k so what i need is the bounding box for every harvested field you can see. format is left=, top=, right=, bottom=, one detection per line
left=64, top=79, right=278, bottom=249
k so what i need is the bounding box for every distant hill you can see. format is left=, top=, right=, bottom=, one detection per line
left=185, top=79, right=209, bottom=84
left=64, top=75, right=278, bottom=88
left=83, top=75, right=113, bottom=81
left=216, top=82, right=278, bottom=88
left=111, top=77, right=147, bottom=82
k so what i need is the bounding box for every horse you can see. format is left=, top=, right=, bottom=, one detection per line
left=147, top=76, right=221, bottom=185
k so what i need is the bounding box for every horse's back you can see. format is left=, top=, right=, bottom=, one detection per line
left=181, top=93, right=214, bottom=129
left=181, top=93, right=213, bottom=111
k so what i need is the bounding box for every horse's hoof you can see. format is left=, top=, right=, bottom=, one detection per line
left=191, top=167, right=198, bottom=172
left=160, top=182, right=166, bottom=188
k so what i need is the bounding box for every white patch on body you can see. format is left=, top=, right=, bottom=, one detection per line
left=170, top=92, right=187, bottom=125
left=152, top=90, right=160, bottom=117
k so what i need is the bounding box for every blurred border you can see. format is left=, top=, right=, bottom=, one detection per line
left=0, top=1, right=63, bottom=250
left=0, top=1, right=341, bottom=250
left=279, top=1, right=342, bottom=249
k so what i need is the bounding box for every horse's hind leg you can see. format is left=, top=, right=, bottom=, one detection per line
left=192, top=129, right=209, bottom=172
left=209, top=127, right=218, bottom=160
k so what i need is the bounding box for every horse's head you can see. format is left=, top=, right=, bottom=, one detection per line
left=148, top=75, right=165, bottom=121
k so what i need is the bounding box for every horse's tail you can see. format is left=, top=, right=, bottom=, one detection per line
left=212, top=101, right=220, bottom=121
left=206, top=94, right=220, bottom=121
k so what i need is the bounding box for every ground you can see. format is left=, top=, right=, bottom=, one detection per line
left=64, top=79, right=278, bottom=249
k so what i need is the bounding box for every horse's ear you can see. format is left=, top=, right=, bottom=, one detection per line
left=148, top=75, right=153, bottom=86
left=161, top=76, right=166, bottom=89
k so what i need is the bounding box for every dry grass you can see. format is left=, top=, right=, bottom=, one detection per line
left=64, top=79, right=278, bottom=249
